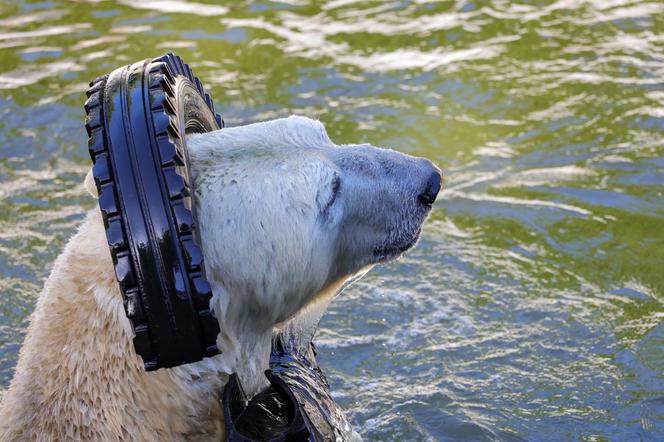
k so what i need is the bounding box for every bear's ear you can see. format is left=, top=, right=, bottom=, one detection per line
left=84, top=169, right=99, bottom=199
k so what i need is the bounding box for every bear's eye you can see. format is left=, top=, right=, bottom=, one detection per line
left=322, top=174, right=341, bottom=214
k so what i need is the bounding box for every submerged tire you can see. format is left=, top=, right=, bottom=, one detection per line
left=84, top=53, right=223, bottom=371
left=223, top=337, right=352, bottom=442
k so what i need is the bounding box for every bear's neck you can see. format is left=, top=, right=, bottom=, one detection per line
left=207, top=273, right=366, bottom=398
left=205, top=283, right=319, bottom=398
left=211, top=300, right=274, bottom=397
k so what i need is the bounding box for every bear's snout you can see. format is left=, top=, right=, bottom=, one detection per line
left=417, top=164, right=442, bottom=207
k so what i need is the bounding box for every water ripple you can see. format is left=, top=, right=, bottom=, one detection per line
left=0, top=0, right=663, bottom=439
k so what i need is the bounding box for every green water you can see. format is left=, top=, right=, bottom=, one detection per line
left=1, top=0, right=663, bottom=440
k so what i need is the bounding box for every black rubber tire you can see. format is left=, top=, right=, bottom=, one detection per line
left=223, top=337, right=346, bottom=441
left=84, top=53, right=222, bottom=370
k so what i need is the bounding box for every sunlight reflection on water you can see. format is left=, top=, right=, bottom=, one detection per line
left=0, top=0, right=663, bottom=440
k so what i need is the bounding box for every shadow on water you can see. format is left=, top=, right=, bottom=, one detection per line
left=0, top=0, right=663, bottom=440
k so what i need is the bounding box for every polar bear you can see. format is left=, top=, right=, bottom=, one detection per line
left=0, top=116, right=441, bottom=440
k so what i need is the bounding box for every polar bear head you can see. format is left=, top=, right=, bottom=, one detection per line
left=84, top=115, right=441, bottom=392
left=185, top=116, right=441, bottom=394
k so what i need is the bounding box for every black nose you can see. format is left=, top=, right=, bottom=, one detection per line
left=418, top=169, right=442, bottom=206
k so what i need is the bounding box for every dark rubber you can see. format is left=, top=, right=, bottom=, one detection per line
left=223, top=337, right=349, bottom=441
left=84, top=53, right=222, bottom=370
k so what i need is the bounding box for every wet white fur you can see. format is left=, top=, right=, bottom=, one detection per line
left=1, top=115, right=435, bottom=439
left=188, top=116, right=347, bottom=395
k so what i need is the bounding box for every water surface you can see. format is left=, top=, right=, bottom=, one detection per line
left=0, top=0, right=663, bottom=440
